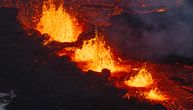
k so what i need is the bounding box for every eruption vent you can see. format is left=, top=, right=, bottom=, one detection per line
left=146, top=88, right=167, bottom=101
left=0, top=0, right=190, bottom=109
left=74, top=32, right=119, bottom=72
left=37, top=0, right=82, bottom=43
left=58, top=31, right=125, bottom=73
left=125, top=68, right=153, bottom=87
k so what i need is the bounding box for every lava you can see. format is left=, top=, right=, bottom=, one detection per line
left=145, top=88, right=167, bottom=101
left=58, top=31, right=125, bottom=73
left=156, top=8, right=167, bottom=13
left=73, top=32, right=116, bottom=72
left=0, top=0, right=191, bottom=109
left=0, top=0, right=182, bottom=28
left=125, top=67, right=153, bottom=87
left=36, top=0, right=82, bottom=43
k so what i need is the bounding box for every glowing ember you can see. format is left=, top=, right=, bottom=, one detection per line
left=125, top=68, right=153, bottom=87
left=37, top=0, right=82, bottom=43
left=156, top=8, right=167, bottom=13
left=146, top=88, right=167, bottom=101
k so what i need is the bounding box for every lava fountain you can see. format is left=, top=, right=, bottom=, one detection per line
left=36, top=0, right=82, bottom=43
left=57, top=31, right=126, bottom=73
left=125, top=67, right=153, bottom=87
left=0, top=0, right=190, bottom=109
left=145, top=88, right=167, bottom=101
left=74, top=32, right=119, bottom=72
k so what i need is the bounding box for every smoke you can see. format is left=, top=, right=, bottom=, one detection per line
left=108, top=0, right=193, bottom=61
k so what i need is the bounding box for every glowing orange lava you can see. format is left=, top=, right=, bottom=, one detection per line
left=74, top=32, right=116, bottom=72
left=145, top=88, right=167, bottom=101
left=125, top=68, right=153, bottom=87
left=156, top=8, right=167, bottom=13
left=37, top=0, right=82, bottom=43
left=58, top=31, right=125, bottom=73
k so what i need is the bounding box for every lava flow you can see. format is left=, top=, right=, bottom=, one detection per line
left=36, top=0, right=82, bottom=43
left=0, top=0, right=192, bottom=110
left=113, top=65, right=167, bottom=102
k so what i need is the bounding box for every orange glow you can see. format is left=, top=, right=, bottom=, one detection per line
left=146, top=88, right=167, bottom=101
left=157, top=8, right=167, bottom=13
left=57, top=31, right=125, bottom=72
left=36, top=0, right=82, bottom=43
left=125, top=68, right=153, bottom=87
left=75, top=35, right=111, bottom=71
left=74, top=31, right=123, bottom=72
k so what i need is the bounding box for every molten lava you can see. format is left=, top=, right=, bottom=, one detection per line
left=145, top=88, right=167, bottom=101
left=125, top=68, right=153, bottom=87
left=37, top=0, right=82, bottom=43
left=74, top=32, right=117, bottom=72
left=1, top=0, right=189, bottom=109
left=58, top=31, right=125, bottom=73
left=156, top=8, right=167, bottom=13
